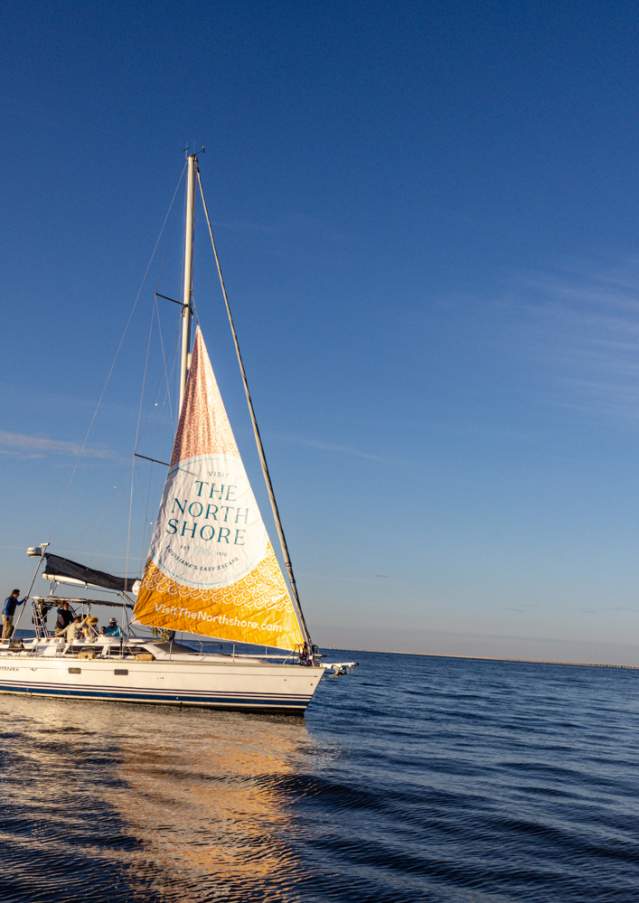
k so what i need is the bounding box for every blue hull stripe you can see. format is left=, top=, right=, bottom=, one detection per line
left=0, top=681, right=310, bottom=710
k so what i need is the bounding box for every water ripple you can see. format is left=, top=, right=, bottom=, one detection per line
left=0, top=653, right=639, bottom=900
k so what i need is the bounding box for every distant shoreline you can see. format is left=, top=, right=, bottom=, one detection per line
left=337, top=648, right=639, bottom=670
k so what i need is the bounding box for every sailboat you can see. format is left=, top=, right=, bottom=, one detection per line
left=0, top=154, right=356, bottom=715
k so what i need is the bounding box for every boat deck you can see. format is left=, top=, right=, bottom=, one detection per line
left=0, top=636, right=299, bottom=667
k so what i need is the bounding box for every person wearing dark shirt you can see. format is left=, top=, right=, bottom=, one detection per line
left=55, top=601, right=74, bottom=636
left=2, top=589, right=26, bottom=640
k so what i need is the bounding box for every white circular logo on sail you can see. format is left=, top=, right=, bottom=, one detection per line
left=151, top=453, right=268, bottom=589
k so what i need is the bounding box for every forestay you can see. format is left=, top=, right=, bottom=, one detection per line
left=133, top=327, right=305, bottom=651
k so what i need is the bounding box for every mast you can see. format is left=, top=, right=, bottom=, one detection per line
left=178, top=154, right=197, bottom=416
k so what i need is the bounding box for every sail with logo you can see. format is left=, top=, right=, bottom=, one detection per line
left=0, top=154, right=356, bottom=719
left=133, top=326, right=306, bottom=652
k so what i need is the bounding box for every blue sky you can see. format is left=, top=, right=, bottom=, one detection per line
left=2, top=1, right=639, bottom=662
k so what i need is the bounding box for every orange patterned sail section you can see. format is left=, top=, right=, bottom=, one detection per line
left=133, top=327, right=305, bottom=651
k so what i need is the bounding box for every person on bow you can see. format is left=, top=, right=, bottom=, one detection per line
left=2, top=589, right=27, bottom=640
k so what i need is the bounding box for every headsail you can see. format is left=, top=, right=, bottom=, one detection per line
left=133, top=327, right=306, bottom=651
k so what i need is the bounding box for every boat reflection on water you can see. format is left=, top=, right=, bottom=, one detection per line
left=0, top=694, right=316, bottom=901
left=116, top=704, right=312, bottom=899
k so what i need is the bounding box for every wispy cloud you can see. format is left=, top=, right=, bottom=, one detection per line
left=217, top=212, right=353, bottom=246
left=513, top=258, right=639, bottom=421
left=0, top=430, right=116, bottom=461
left=282, top=435, right=382, bottom=462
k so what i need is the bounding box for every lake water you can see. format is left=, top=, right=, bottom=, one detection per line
left=1, top=650, right=638, bottom=901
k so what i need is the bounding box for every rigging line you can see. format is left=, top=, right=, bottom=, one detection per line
left=161, top=317, right=182, bottom=445
left=196, top=169, right=313, bottom=650
left=124, top=296, right=155, bottom=585
left=151, top=314, right=182, bottom=426
left=139, top=461, right=155, bottom=565
left=137, top=306, right=167, bottom=569
left=67, top=161, right=187, bottom=490
left=144, top=303, right=178, bottom=433
left=153, top=294, right=174, bottom=423
left=11, top=552, right=47, bottom=638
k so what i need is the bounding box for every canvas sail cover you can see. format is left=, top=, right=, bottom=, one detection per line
left=133, top=327, right=305, bottom=651
left=43, top=553, right=140, bottom=592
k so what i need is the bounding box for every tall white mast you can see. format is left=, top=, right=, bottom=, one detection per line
left=178, top=154, right=197, bottom=416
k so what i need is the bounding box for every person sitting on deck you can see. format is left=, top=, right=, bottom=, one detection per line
left=55, top=601, right=74, bottom=636
left=103, top=618, right=122, bottom=638
left=63, top=615, right=83, bottom=644
left=82, top=615, right=100, bottom=641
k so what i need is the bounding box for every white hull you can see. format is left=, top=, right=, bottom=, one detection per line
left=0, top=640, right=324, bottom=715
